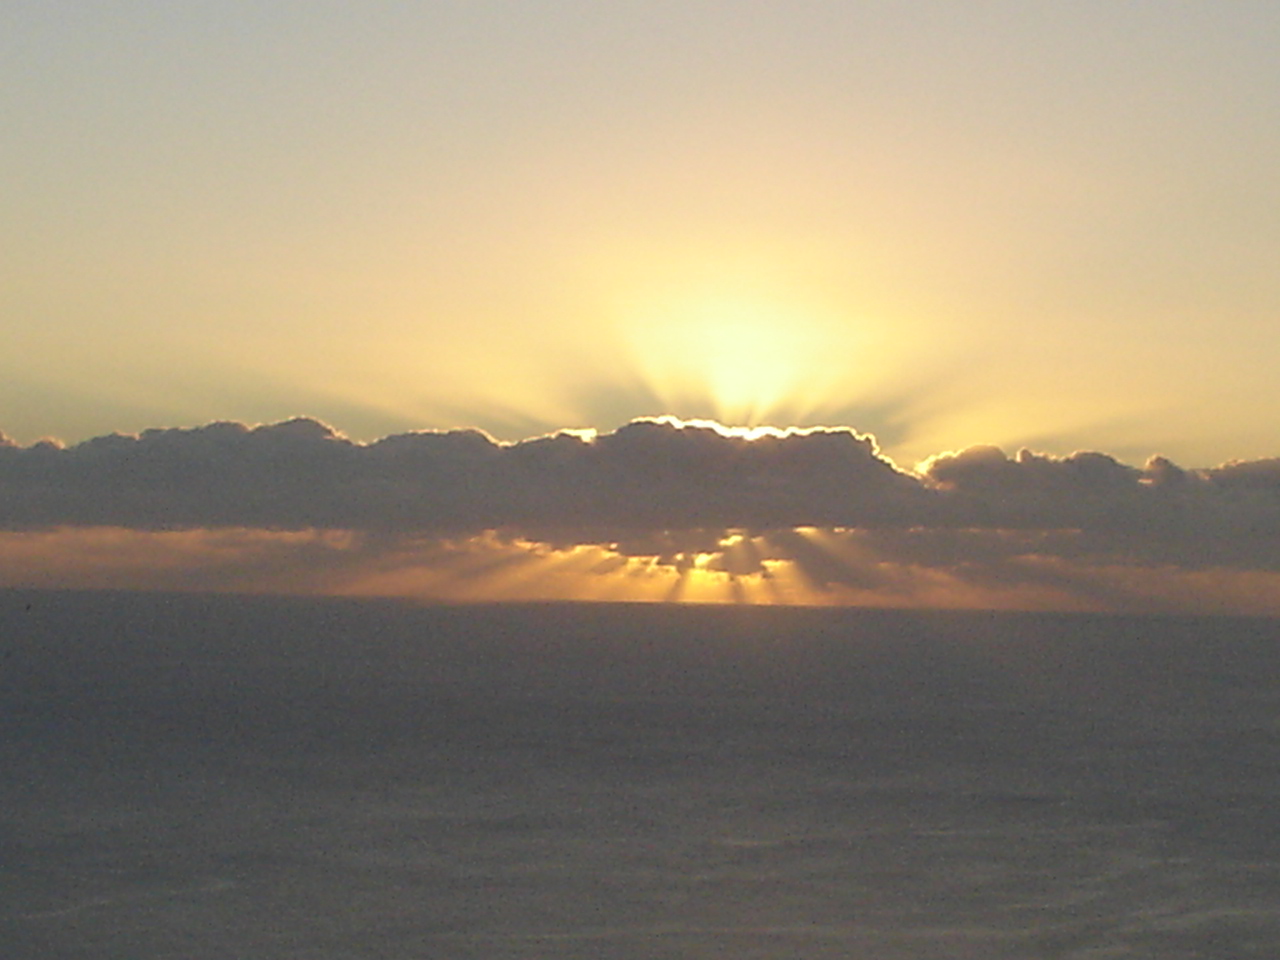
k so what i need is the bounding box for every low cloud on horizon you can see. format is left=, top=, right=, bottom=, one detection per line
left=2, top=416, right=1279, bottom=614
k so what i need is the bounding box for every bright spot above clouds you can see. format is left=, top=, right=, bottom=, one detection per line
left=619, top=287, right=861, bottom=428
left=659, top=295, right=795, bottom=425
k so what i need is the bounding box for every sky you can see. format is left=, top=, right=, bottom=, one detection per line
left=4, top=2, right=1280, bottom=611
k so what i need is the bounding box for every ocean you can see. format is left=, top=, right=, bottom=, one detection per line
left=2, top=590, right=1279, bottom=958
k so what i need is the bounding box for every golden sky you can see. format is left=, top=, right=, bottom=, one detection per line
left=7, top=2, right=1280, bottom=463
left=4, top=3, right=1280, bottom=610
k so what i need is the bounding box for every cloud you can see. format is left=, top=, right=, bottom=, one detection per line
left=919, top=446, right=1280, bottom=569
left=2, top=416, right=1279, bottom=612
left=0, top=416, right=922, bottom=533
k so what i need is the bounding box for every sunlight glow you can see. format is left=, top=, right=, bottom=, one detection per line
left=617, top=281, right=866, bottom=427
left=5, top=525, right=1280, bottom=614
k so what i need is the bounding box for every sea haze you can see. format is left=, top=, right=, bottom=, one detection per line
left=3, top=590, right=1279, bottom=959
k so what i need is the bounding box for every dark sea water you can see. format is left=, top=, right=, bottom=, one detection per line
left=2, top=590, right=1279, bottom=959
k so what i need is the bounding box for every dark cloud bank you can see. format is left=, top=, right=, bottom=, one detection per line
left=2, top=416, right=1278, bottom=575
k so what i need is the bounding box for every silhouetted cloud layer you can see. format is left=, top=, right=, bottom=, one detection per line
left=2, top=417, right=1279, bottom=610
left=0, top=417, right=924, bottom=532
left=3, top=418, right=1279, bottom=542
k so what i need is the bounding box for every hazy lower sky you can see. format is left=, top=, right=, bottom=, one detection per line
left=6, top=1, right=1280, bottom=467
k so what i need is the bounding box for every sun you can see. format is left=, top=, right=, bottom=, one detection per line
left=690, top=296, right=800, bottom=424
left=617, top=283, right=858, bottom=427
